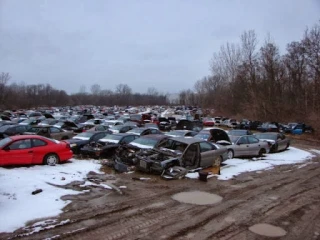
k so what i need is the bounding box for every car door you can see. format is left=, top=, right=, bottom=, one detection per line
left=277, top=133, right=286, bottom=151
left=91, top=132, right=108, bottom=143
left=31, top=138, right=48, bottom=164
left=50, top=127, right=63, bottom=140
left=247, top=136, right=261, bottom=156
left=234, top=136, right=249, bottom=156
left=182, top=143, right=200, bottom=168
left=198, top=141, right=216, bottom=167
left=1, top=139, right=33, bottom=165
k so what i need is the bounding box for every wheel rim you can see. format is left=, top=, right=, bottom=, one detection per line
left=227, top=150, right=233, bottom=159
left=214, top=156, right=222, bottom=166
left=47, top=155, right=57, bottom=165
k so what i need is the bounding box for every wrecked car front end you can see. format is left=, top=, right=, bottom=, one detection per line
left=135, top=148, right=181, bottom=174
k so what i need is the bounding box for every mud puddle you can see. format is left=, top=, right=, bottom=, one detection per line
left=249, top=223, right=287, bottom=237
left=172, top=191, right=223, bottom=205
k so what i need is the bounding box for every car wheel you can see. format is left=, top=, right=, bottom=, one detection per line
left=44, top=153, right=60, bottom=166
left=214, top=156, right=223, bottom=166
left=273, top=144, right=278, bottom=153
left=286, top=143, right=290, bottom=149
left=258, top=149, right=266, bottom=157
left=227, top=149, right=234, bottom=159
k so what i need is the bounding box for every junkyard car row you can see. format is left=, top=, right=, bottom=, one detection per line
left=0, top=106, right=302, bottom=178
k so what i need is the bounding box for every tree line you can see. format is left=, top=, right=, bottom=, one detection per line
left=179, top=21, right=320, bottom=128
left=0, top=77, right=168, bottom=109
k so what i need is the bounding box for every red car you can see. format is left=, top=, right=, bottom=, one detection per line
left=0, top=135, right=73, bottom=166
left=203, top=118, right=215, bottom=127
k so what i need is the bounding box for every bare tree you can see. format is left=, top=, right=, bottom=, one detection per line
left=90, top=84, right=101, bottom=95
left=0, top=72, right=11, bottom=108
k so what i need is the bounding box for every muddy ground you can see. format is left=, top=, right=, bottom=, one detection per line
left=1, top=139, right=320, bottom=240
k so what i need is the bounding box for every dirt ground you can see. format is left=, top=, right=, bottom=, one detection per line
left=1, top=139, right=320, bottom=240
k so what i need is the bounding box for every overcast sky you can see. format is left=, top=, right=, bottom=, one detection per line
left=0, top=0, right=319, bottom=94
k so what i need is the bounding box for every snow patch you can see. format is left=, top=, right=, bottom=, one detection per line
left=0, top=159, right=102, bottom=233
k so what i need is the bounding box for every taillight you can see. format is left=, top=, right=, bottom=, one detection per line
left=66, top=143, right=71, bottom=149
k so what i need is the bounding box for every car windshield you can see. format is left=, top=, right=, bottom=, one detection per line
left=0, top=137, right=11, bottom=147
left=0, top=125, right=13, bottom=131
left=128, top=128, right=144, bottom=134
left=73, top=132, right=95, bottom=139
left=228, top=130, right=246, bottom=136
left=255, top=134, right=277, bottom=140
left=194, top=130, right=210, bottom=139
left=85, top=119, right=95, bottom=124
left=20, top=119, right=32, bottom=124
left=230, top=136, right=240, bottom=144
left=26, top=127, right=41, bottom=133
left=130, top=137, right=158, bottom=147
left=167, top=131, right=186, bottom=136
left=130, top=114, right=142, bottom=121
left=110, top=125, right=123, bottom=130
left=101, top=134, right=122, bottom=141
left=54, top=122, right=64, bottom=127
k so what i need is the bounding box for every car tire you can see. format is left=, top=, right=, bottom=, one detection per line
left=286, top=143, right=290, bottom=150
left=44, top=153, right=60, bottom=166
left=273, top=144, right=278, bottom=153
left=258, top=149, right=265, bottom=157
left=227, top=149, right=234, bottom=159
left=214, top=156, right=223, bottom=166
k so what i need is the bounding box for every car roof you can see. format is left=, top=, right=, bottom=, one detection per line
left=139, top=134, right=169, bottom=140
left=111, top=133, right=138, bottom=137
left=254, top=132, right=278, bottom=135
left=169, top=137, right=204, bottom=144
left=202, top=127, right=226, bottom=131
left=7, top=135, right=49, bottom=140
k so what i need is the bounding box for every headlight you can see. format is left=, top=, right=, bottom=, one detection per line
left=70, top=143, right=77, bottom=148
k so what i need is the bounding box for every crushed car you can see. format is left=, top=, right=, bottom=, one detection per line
left=111, top=134, right=170, bottom=172
left=135, top=137, right=228, bottom=176
left=80, top=133, right=139, bottom=159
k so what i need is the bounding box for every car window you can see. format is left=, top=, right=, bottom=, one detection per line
left=150, top=129, right=158, bottom=134
left=237, top=136, right=248, bottom=144
left=96, top=125, right=105, bottom=131
left=122, top=136, right=135, bottom=144
left=92, top=133, right=106, bottom=141
left=247, top=136, right=259, bottom=144
left=8, top=139, right=32, bottom=150
left=199, top=142, right=213, bottom=152
left=32, top=139, right=47, bottom=147
left=158, top=139, right=173, bottom=148
left=17, top=126, right=27, bottom=132
left=50, top=127, right=61, bottom=133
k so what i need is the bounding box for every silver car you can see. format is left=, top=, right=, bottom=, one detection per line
left=227, top=135, right=270, bottom=159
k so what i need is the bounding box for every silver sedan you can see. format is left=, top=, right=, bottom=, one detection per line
left=227, top=135, right=270, bottom=159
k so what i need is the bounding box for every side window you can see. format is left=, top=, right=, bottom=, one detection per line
left=17, top=126, right=27, bottom=132
left=158, top=139, right=173, bottom=148
left=122, top=136, right=134, bottom=144
left=50, top=127, right=60, bottom=133
left=150, top=129, right=158, bottom=134
left=238, top=136, right=248, bottom=144
left=8, top=139, right=32, bottom=150
left=248, top=136, right=259, bottom=144
left=92, top=133, right=105, bottom=141
left=199, top=142, right=213, bottom=153
left=32, top=139, right=47, bottom=147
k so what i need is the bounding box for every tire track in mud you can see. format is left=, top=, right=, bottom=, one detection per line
left=160, top=165, right=320, bottom=239
left=5, top=153, right=320, bottom=240
left=11, top=187, right=187, bottom=240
